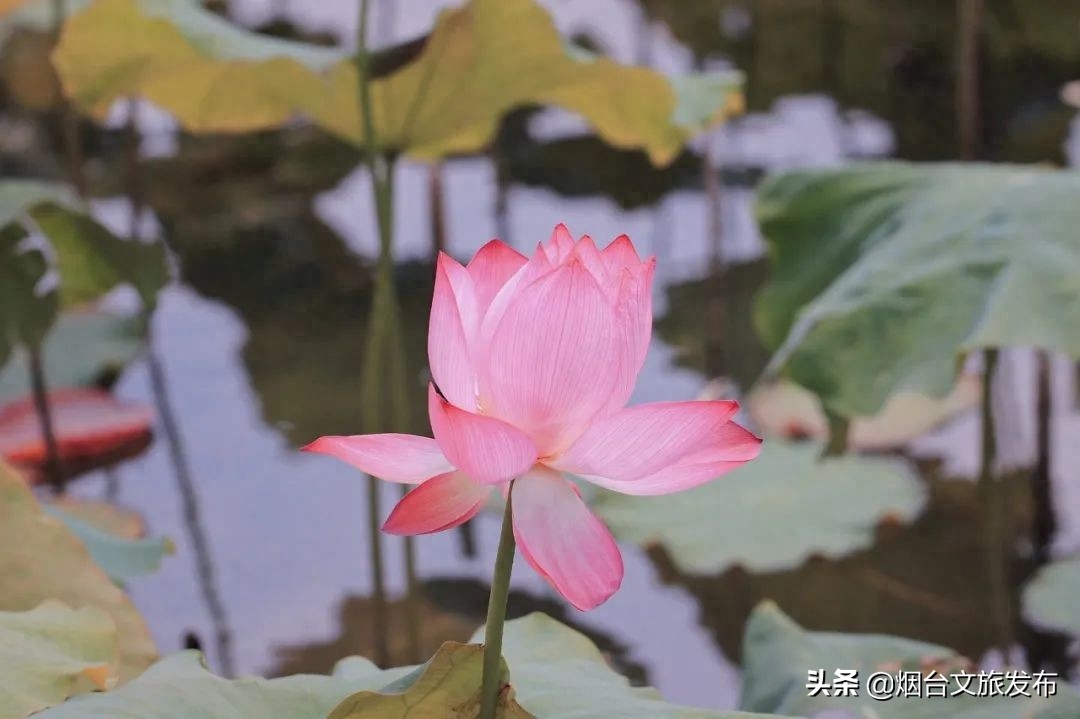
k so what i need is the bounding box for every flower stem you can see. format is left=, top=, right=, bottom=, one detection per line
left=480, top=483, right=516, bottom=719
left=27, top=343, right=65, bottom=494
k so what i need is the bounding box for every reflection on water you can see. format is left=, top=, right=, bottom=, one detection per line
left=10, top=0, right=1080, bottom=710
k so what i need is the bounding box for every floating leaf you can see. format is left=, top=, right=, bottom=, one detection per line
left=0, top=309, right=146, bottom=402
left=329, top=642, right=531, bottom=719
left=0, top=601, right=118, bottom=719
left=473, top=613, right=775, bottom=718
left=0, top=388, right=154, bottom=482
left=740, top=602, right=1080, bottom=718
left=593, top=440, right=926, bottom=574
left=755, top=162, right=1080, bottom=417
left=44, top=505, right=172, bottom=585
left=49, top=497, right=148, bottom=540
left=0, top=460, right=157, bottom=681
left=53, top=0, right=741, bottom=165
left=1022, top=558, right=1080, bottom=636
left=747, top=374, right=981, bottom=450
left=39, top=614, right=781, bottom=718
left=34, top=651, right=398, bottom=719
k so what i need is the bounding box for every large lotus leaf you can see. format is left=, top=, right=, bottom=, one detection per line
left=472, top=613, right=776, bottom=718
left=44, top=505, right=172, bottom=586
left=34, top=651, right=399, bottom=719
left=37, top=614, right=781, bottom=719
left=52, top=0, right=741, bottom=166
left=593, top=441, right=925, bottom=574
left=329, top=642, right=531, bottom=718
left=740, top=602, right=1080, bottom=718
left=747, top=375, right=980, bottom=450
left=755, top=162, right=1080, bottom=417
left=0, top=225, right=55, bottom=365
left=0, top=601, right=118, bottom=719
left=0, top=460, right=156, bottom=681
left=1022, top=558, right=1080, bottom=636
left=0, top=180, right=168, bottom=314
left=0, top=309, right=145, bottom=402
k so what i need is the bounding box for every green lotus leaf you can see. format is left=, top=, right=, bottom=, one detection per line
left=44, top=504, right=173, bottom=586
left=1022, top=557, right=1080, bottom=636
left=740, top=601, right=1080, bottom=718
left=755, top=162, right=1080, bottom=417
left=0, top=601, right=118, bottom=719
left=593, top=440, right=925, bottom=574
left=0, top=309, right=145, bottom=402
left=36, top=613, right=783, bottom=718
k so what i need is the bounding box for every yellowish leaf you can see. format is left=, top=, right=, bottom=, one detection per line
left=0, top=460, right=157, bottom=682
left=52, top=0, right=741, bottom=166
left=329, top=641, right=533, bottom=719
left=0, top=601, right=119, bottom=719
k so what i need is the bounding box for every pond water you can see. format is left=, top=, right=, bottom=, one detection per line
left=40, top=0, right=1080, bottom=711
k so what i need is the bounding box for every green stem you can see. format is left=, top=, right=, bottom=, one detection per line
left=359, top=276, right=391, bottom=666
left=357, top=0, right=402, bottom=667
left=480, top=484, right=516, bottom=719
left=27, top=343, right=66, bottom=493
left=822, top=408, right=849, bottom=458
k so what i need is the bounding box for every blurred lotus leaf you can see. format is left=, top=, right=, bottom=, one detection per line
left=49, top=496, right=148, bottom=540
left=0, top=601, right=118, bottom=719
left=0, top=388, right=154, bottom=483
left=0, top=309, right=145, bottom=402
left=44, top=504, right=172, bottom=586
left=1022, top=558, right=1080, bottom=636
left=0, top=220, right=55, bottom=367
left=469, top=613, right=777, bottom=718
left=0, top=459, right=157, bottom=681
left=329, top=642, right=531, bottom=719
left=740, top=602, right=1080, bottom=718
left=746, top=373, right=981, bottom=450
left=36, top=614, right=783, bottom=718
left=755, top=162, right=1080, bottom=417
left=52, top=0, right=741, bottom=165
left=0, top=180, right=168, bottom=324
left=34, top=650, right=399, bottom=719
left=593, top=440, right=925, bottom=574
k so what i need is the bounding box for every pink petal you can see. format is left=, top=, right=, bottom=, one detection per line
left=382, top=470, right=492, bottom=535
left=467, top=240, right=527, bottom=314
left=603, top=258, right=656, bottom=415
left=571, top=234, right=610, bottom=289
left=550, top=401, right=762, bottom=495
left=482, top=258, right=619, bottom=455
left=427, top=385, right=537, bottom=485
left=476, top=244, right=554, bottom=354
left=543, top=223, right=576, bottom=264
left=602, top=234, right=642, bottom=274
left=429, top=253, right=480, bottom=410
left=512, top=466, right=623, bottom=610
left=302, top=434, right=452, bottom=483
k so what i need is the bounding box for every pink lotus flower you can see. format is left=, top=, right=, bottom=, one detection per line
left=304, top=225, right=761, bottom=610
